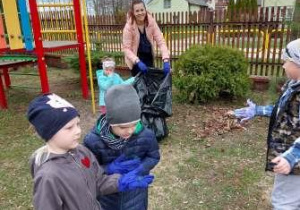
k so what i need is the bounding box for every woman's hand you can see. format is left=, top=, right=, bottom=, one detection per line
left=163, top=61, right=170, bottom=75
left=136, top=61, right=148, bottom=74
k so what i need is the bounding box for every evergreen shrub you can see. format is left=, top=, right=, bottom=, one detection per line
left=173, top=44, right=250, bottom=102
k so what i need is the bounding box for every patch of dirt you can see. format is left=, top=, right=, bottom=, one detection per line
left=170, top=103, right=246, bottom=139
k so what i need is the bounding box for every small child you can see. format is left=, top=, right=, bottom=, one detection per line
left=84, top=84, right=160, bottom=210
left=97, top=57, right=134, bottom=114
left=232, top=39, right=300, bottom=209
left=27, top=93, right=154, bottom=210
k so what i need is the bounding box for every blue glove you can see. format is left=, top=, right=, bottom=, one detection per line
left=106, top=154, right=141, bottom=175
left=163, top=61, right=170, bottom=75
left=118, top=167, right=154, bottom=192
left=137, top=61, right=148, bottom=73
left=234, top=99, right=256, bottom=123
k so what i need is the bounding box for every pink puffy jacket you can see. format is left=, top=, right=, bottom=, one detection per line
left=122, top=13, right=170, bottom=69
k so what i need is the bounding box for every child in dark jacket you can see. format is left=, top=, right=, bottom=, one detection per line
left=27, top=93, right=154, bottom=210
left=232, top=38, right=300, bottom=209
left=84, top=84, right=160, bottom=210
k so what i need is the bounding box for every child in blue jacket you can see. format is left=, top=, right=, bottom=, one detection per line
left=232, top=39, right=300, bottom=209
left=97, top=57, right=134, bottom=113
left=84, top=84, right=160, bottom=210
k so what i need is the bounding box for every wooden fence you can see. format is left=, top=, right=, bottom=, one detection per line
left=40, top=6, right=297, bottom=77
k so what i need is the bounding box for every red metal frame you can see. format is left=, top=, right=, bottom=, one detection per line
left=29, top=0, right=49, bottom=94
left=0, top=43, right=80, bottom=53
left=0, top=71, right=7, bottom=109
left=0, top=47, right=32, bottom=53
left=3, top=68, right=10, bottom=88
left=73, top=0, right=89, bottom=99
left=0, top=60, right=37, bottom=108
left=43, top=43, right=81, bottom=52
left=0, top=0, right=89, bottom=109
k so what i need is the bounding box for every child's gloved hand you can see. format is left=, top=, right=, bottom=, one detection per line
left=106, top=154, right=141, bottom=175
left=137, top=61, right=148, bottom=74
left=233, top=99, right=257, bottom=123
left=163, top=61, right=170, bottom=75
left=118, top=167, right=154, bottom=192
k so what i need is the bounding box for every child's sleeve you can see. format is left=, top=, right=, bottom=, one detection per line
left=139, top=132, right=160, bottom=175
left=114, top=73, right=135, bottom=85
left=114, top=73, right=125, bottom=85
left=123, top=76, right=135, bottom=85
left=97, top=70, right=114, bottom=91
left=255, top=105, right=274, bottom=117
left=281, top=137, right=300, bottom=168
left=90, top=151, right=121, bottom=195
left=33, top=175, right=63, bottom=210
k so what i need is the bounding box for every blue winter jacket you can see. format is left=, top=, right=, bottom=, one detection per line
left=96, top=70, right=135, bottom=106
left=83, top=117, right=160, bottom=210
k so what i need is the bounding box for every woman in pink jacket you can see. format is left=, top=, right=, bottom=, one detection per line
left=122, top=0, right=170, bottom=76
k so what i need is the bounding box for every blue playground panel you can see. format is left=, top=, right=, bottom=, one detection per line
left=17, top=0, right=34, bottom=50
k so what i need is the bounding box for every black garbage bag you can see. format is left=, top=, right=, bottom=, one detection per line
left=133, top=68, right=172, bottom=141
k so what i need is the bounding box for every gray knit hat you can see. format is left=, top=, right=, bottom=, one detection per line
left=105, top=84, right=141, bottom=126
left=282, top=38, right=300, bottom=66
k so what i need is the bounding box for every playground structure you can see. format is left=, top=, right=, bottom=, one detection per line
left=0, top=0, right=90, bottom=109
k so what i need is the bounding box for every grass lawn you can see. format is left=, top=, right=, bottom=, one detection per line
left=0, top=67, right=274, bottom=209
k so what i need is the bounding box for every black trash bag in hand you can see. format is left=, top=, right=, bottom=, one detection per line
left=133, top=68, right=172, bottom=141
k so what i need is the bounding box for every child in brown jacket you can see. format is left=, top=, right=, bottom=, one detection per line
left=27, top=93, right=153, bottom=210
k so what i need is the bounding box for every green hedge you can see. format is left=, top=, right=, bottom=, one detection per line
left=173, top=44, right=250, bottom=102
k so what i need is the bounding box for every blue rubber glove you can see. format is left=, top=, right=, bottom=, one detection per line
left=137, top=61, right=148, bottom=73
left=106, top=154, right=141, bottom=175
left=118, top=167, right=154, bottom=192
left=163, top=61, right=170, bottom=75
left=234, top=99, right=256, bottom=123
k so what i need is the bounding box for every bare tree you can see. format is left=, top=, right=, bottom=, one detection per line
left=87, top=0, right=133, bottom=15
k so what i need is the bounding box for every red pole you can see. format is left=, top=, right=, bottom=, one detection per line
left=3, top=67, right=10, bottom=88
left=0, top=71, right=7, bottom=109
left=73, top=0, right=89, bottom=99
left=28, top=0, right=49, bottom=94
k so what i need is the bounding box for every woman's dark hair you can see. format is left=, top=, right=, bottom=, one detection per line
left=128, top=0, right=149, bottom=26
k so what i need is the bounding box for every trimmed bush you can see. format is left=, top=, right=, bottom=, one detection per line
left=173, top=44, right=250, bottom=102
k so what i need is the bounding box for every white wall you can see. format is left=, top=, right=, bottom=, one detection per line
left=147, top=0, right=189, bottom=13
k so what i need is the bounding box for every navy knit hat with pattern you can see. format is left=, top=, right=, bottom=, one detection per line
left=27, top=93, right=79, bottom=141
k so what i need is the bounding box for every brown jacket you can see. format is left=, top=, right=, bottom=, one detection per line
left=30, top=144, right=120, bottom=210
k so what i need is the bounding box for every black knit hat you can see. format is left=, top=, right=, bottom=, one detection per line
left=27, top=93, right=79, bottom=141
left=105, top=84, right=141, bottom=126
